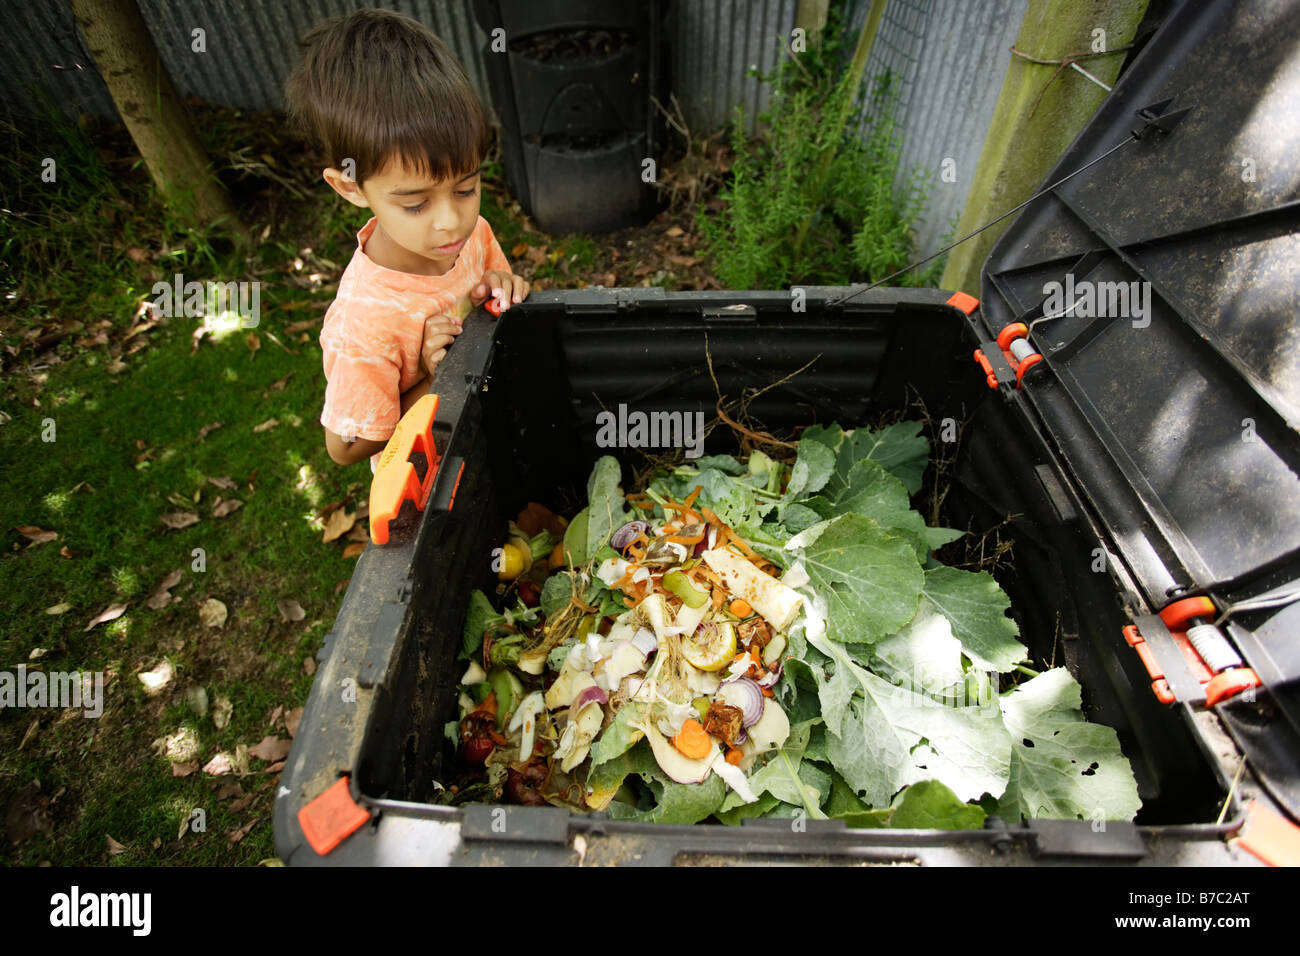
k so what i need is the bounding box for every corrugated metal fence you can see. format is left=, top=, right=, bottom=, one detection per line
left=2, top=0, right=1028, bottom=253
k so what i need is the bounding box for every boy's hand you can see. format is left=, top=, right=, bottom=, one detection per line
left=419, top=314, right=460, bottom=377
left=472, top=270, right=531, bottom=313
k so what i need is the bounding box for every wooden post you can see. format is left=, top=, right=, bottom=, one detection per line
left=70, top=0, right=243, bottom=232
left=939, top=0, right=1147, bottom=294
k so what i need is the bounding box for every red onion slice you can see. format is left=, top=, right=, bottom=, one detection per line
left=612, top=521, right=650, bottom=550
left=756, top=661, right=783, bottom=688
left=715, top=678, right=764, bottom=727
left=572, top=686, right=609, bottom=713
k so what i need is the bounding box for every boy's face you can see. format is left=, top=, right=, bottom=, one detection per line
left=324, top=157, right=482, bottom=276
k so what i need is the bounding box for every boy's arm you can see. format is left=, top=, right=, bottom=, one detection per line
left=323, top=371, right=432, bottom=466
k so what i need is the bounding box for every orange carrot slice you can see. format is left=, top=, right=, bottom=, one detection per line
left=672, top=719, right=712, bottom=759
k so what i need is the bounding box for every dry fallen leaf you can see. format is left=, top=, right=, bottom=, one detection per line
left=44, top=603, right=71, bottom=615
left=228, top=819, right=256, bottom=844
left=106, top=834, right=128, bottom=855
left=18, top=718, right=39, bottom=751
left=146, top=570, right=183, bottom=610
left=262, top=374, right=293, bottom=397
left=345, top=523, right=369, bottom=543
left=230, top=793, right=256, bottom=812
left=160, top=511, right=199, bottom=530
left=285, top=706, right=304, bottom=739
left=342, top=542, right=366, bottom=559
left=137, top=660, right=175, bottom=696
left=198, top=598, right=227, bottom=629
left=28, top=647, right=48, bottom=659
left=212, top=695, right=233, bottom=730
left=202, top=753, right=233, bottom=776
left=106, top=358, right=128, bottom=375
left=207, top=475, right=236, bottom=490
left=197, top=422, right=223, bottom=441
left=170, top=761, right=199, bottom=778
left=59, top=545, right=82, bottom=559
left=252, top=418, right=279, bottom=433
left=303, top=656, right=317, bottom=676
left=15, top=526, right=57, bottom=544
left=262, top=761, right=286, bottom=775
left=125, top=246, right=151, bottom=263
left=247, top=736, right=292, bottom=763
left=211, top=498, right=243, bottom=518
left=84, top=603, right=128, bottom=632
left=285, top=318, right=320, bottom=334
left=215, top=781, right=243, bottom=800
left=665, top=225, right=685, bottom=237
left=276, top=599, right=305, bottom=622
left=246, top=332, right=261, bottom=354
left=322, top=509, right=355, bottom=543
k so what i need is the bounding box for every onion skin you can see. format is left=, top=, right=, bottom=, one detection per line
left=571, top=685, right=610, bottom=713
left=612, top=521, right=650, bottom=550
left=715, top=678, right=765, bottom=727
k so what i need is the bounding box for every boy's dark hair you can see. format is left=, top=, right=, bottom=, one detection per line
left=285, top=8, right=489, bottom=186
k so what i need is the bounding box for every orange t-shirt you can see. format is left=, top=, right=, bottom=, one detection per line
left=319, top=215, right=510, bottom=468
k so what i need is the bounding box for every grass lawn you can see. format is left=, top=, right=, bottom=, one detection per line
left=0, top=103, right=716, bottom=865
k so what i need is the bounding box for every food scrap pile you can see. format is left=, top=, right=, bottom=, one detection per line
left=452, top=423, right=1142, bottom=827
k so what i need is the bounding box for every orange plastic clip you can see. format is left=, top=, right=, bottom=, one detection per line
left=1236, top=799, right=1300, bottom=867
left=1205, top=668, right=1263, bottom=707
left=945, top=291, right=980, bottom=315
left=369, top=393, right=440, bottom=545
left=297, top=776, right=370, bottom=856
left=973, top=348, right=999, bottom=389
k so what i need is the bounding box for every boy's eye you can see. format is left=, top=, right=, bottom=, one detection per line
left=456, top=187, right=477, bottom=198
left=402, top=202, right=427, bottom=215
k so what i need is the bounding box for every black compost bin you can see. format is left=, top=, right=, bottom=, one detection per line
left=275, top=0, right=1300, bottom=865
left=475, top=0, right=666, bottom=234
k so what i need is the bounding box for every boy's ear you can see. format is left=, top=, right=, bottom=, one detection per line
left=323, top=168, right=371, bottom=209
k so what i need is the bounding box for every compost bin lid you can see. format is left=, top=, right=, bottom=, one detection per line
left=975, top=0, right=1300, bottom=752
left=978, top=1, right=1299, bottom=605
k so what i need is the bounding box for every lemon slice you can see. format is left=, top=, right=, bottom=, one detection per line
left=682, top=620, right=738, bottom=672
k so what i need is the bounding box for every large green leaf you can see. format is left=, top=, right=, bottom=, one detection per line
left=796, top=513, right=923, bottom=644
left=801, top=421, right=930, bottom=495
left=784, top=437, right=834, bottom=500
left=997, top=668, right=1142, bottom=822
left=808, top=630, right=1010, bottom=807
left=602, top=741, right=729, bottom=824
left=585, top=456, right=631, bottom=557
left=803, top=459, right=930, bottom=556
left=921, top=565, right=1025, bottom=673
left=719, top=719, right=827, bottom=818
left=460, top=590, right=500, bottom=659
left=872, top=600, right=966, bottom=698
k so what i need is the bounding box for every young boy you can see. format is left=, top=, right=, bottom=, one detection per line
left=286, top=9, right=530, bottom=470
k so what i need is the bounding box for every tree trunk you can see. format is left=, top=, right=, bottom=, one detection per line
left=70, top=0, right=242, bottom=232
left=939, top=0, right=1147, bottom=294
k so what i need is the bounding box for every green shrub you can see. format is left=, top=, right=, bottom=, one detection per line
left=697, top=37, right=944, bottom=289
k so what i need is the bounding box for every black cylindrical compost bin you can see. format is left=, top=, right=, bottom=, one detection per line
left=475, top=0, right=666, bottom=234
